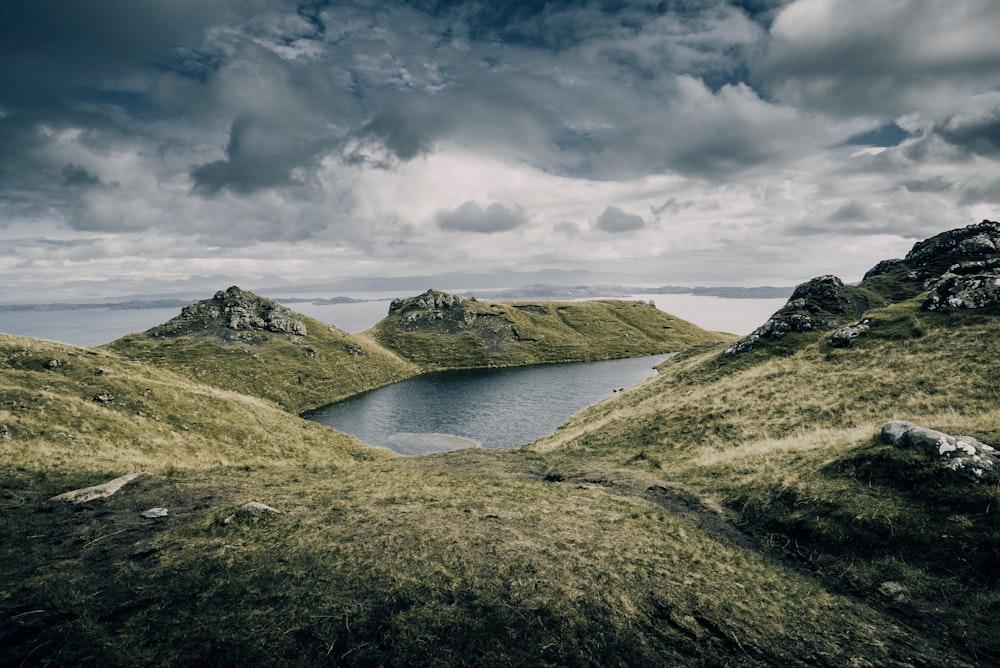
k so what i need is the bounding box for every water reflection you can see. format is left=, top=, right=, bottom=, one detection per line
left=305, top=354, right=673, bottom=454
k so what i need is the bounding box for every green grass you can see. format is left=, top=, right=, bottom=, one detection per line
left=0, top=334, right=388, bottom=473
left=0, top=452, right=972, bottom=666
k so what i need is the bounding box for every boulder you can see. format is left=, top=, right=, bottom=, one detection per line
left=388, top=289, right=468, bottom=314
left=923, top=259, right=1000, bottom=311
left=50, top=472, right=144, bottom=503
left=880, top=420, right=999, bottom=483
left=829, top=319, right=872, bottom=348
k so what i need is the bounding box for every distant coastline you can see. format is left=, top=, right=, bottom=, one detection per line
left=0, top=295, right=377, bottom=312
left=466, top=283, right=792, bottom=300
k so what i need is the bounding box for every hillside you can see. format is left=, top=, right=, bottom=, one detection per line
left=0, top=333, right=389, bottom=474
left=103, top=286, right=419, bottom=414
left=2, top=222, right=1000, bottom=666
left=530, top=220, right=1000, bottom=663
left=367, top=289, right=725, bottom=369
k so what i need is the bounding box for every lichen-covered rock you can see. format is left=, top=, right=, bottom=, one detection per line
left=923, top=259, right=1000, bottom=311
left=905, top=221, right=1000, bottom=274
left=880, top=420, right=999, bottom=483
left=829, top=319, right=872, bottom=348
left=149, top=286, right=307, bottom=340
left=725, top=276, right=861, bottom=354
left=389, top=289, right=469, bottom=314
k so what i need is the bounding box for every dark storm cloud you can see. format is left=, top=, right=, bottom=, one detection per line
left=435, top=201, right=529, bottom=234
left=755, top=0, right=1000, bottom=118
left=61, top=165, right=103, bottom=188
left=936, top=113, right=1000, bottom=158
left=191, top=113, right=331, bottom=195
left=595, top=206, right=645, bottom=233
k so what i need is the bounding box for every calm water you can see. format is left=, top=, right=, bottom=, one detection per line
left=304, top=354, right=673, bottom=455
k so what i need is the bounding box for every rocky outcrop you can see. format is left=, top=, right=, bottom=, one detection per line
left=389, top=290, right=468, bottom=314
left=148, top=286, right=307, bottom=341
left=881, top=420, right=999, bottom=483
left=725, top=276, right=864, bottom=354
left=923, top=259, right=1000, bottom=311
left=386, top=289, right=518, bottom=352
left=864, top=220, right=1000, bottom=289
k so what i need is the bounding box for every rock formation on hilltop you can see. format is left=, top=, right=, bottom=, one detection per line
left=386, top=289, right=518, bottom=353
left=147, top=286, right=308, bottom=342
left=727, top=220, right=1000, bottom=354
left=864, top=220, right=1000, bottom=297
left=371, top=288, right=721, bottom=369
left=724, top=275, right=867, bottom=354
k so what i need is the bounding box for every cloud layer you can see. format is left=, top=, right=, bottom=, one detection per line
left=2, top=0, right=1000, bottom=298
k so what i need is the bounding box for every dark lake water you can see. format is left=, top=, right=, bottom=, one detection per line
left=304, top=354, right=673, bottom=455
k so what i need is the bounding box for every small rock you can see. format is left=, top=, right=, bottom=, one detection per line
left=45, top=359, right=61, bottom=369
left=878, top=581, right=907, bottom=599
left=140, top=507, right=169, bottom=519
left=92, top=392, right=114, bottom=404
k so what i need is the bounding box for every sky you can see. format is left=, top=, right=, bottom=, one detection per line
left=3, top=0, right=1000, bottom=300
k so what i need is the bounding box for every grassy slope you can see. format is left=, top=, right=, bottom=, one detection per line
left=531, top=298, right=1000, bottom=662
left=367, top=298, right=726, bottom=370
left=3, top=303, right=993, bottom=665
left=104, top=315, right=419, bottom=414
left=0, top=334, right=389, bottom=474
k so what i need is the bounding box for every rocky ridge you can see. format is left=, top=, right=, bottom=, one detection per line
left=726, top=220, right=1000, bottom=354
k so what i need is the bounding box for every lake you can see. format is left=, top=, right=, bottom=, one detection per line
left=304, top=354, right=674, bottom=455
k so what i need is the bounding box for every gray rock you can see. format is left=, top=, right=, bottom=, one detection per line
left=389, top=289, right=468, bottom=314
left=140, top=507, right=168, bottom=519
left=150, top=286, right=308, bottom=340
left=830, top=319, right=871, bottom=348
left=880, top=420, right=999, bottom=483
left=50, top=472, right=144, bottom=503
left=92, top=392, right=114, bottom=404
left=923, top=259, right=1000, bottom=311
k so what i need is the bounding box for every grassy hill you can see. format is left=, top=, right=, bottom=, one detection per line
left=367, top=289, right=726, bottom=369
left=3, top=223, right=1000, bottom=665
left=0, top=333, right=388, bottom=475
left=103, top=287, right=419, bottom=414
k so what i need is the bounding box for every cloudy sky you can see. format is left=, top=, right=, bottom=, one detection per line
left=3, top=0, right=1000, bottom=299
